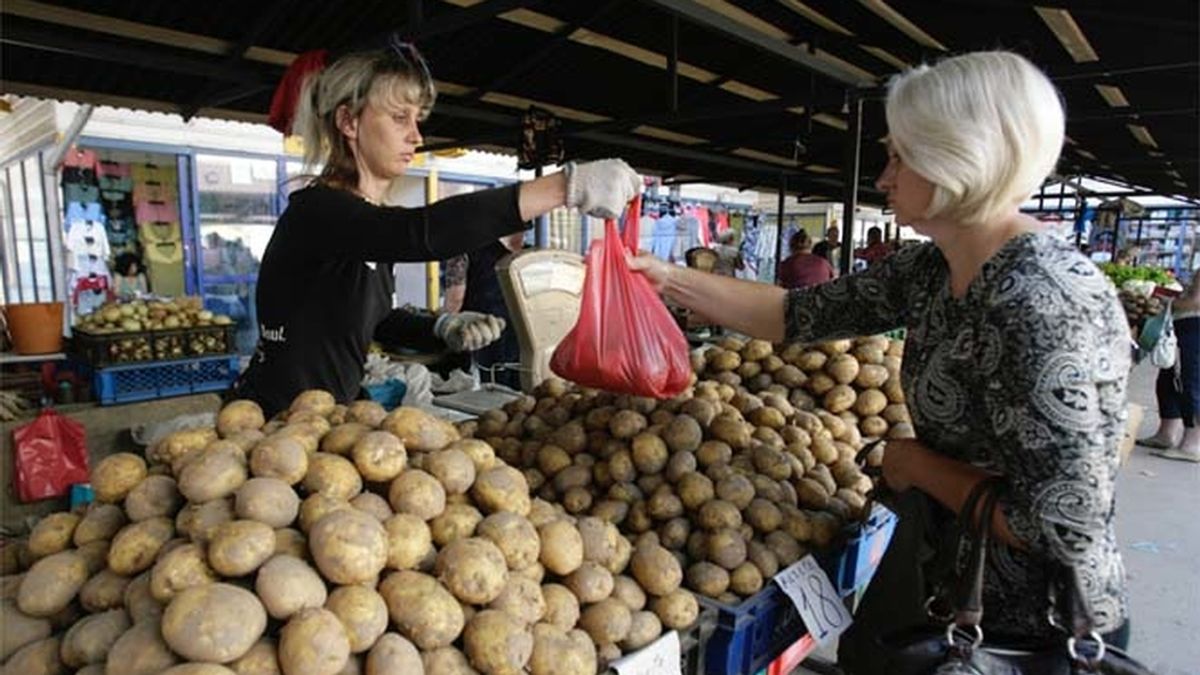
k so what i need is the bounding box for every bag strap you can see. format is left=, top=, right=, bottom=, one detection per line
left=619, top=194, right=642, bottom=253
left=952, top=476, right=1005, bottom=628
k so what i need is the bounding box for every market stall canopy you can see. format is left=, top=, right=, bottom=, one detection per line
left=2, top=0, right=1196, bottom=200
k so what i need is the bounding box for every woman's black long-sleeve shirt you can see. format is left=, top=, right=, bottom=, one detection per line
left=233, top=182, right=527, bottom=418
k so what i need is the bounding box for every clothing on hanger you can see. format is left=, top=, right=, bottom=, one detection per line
left=139, top=220, right=183, bottom=244
left=97, top=160, right=133, bottom=192
left=66, top=220, right=111, bottom=264
left=652, top=213, right=677, bottom=260
left=63, top=183, right=100, bottom=204
left=130, top=162, right=178, bottom=187
left=65, top=202, right=106, bottom=230
left=132, top=180, right=177, bottom=204
left=72, top=275, right=111, bottom=316
left=134, top=200, right=180, bottom=225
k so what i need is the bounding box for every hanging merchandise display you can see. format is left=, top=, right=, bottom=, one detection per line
left=130, top=161, right=186, bottom=297
left=65, top=218, right=113, bottom=316
left=96, top=158, right=140, bottom=258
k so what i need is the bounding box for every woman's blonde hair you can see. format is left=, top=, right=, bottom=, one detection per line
left=885, top=51, right=1065, bottom=226
left=293, top=43, right=436, bottom=190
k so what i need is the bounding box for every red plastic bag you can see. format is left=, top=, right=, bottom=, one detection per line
left=12, top=408, right=88, bottom=502
left=551, top=196, right=692, bottom=398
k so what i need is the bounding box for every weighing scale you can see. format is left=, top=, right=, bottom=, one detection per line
left=495, top=248, right=587, bottom=392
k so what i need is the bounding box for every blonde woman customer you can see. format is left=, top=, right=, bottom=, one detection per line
left=232, top=42, right=641, bottom=417
left=629, top=51, right=1130, bottom=671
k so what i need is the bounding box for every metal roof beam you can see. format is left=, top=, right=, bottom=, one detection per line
left=394, top=0, right=547, bottom=42
left=637, top=0, right=872, bottom=86
left=1, top=19, right=278, bottom=85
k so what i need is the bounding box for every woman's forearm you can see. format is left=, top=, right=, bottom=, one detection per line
left=906, top=448, right=1025, bottom=549
left=516, top=173, right=567, bottom=222
left=662, top=267, right=789, bottom=342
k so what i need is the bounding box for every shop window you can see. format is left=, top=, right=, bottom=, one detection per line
left=1, top=153, right=56, bottom=304
left=196, top=154, right=277, bottom=279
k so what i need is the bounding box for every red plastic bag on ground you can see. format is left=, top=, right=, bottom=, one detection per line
left=12, top=408, right=88, bottom=502
left=551, top=196, right=692, bottom=398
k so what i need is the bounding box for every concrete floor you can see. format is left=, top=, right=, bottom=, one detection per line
left=1116, top=362, right=1199, bottom=675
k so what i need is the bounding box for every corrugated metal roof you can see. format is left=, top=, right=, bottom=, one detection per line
left=1, top=0, right=1195, bottom=199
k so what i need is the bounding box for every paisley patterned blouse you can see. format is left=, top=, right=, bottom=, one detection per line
left=785, top=232, right=1129, bottom=637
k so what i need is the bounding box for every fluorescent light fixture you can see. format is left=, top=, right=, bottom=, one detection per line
left=859, top=45, right=910, bottom=70
left=805, top=164, right=839, bottom=173
left=1127, top=124, right=1158, bottom=148
left=813, top=113, right=849, bottom=130
left=1166, top=169, right=1182, bottom=178
left=1175, top=180, right=1188, bottom=188
left=732, top=147, right=796, bottom=166
left=1094, top=84, right=1129, bottom=107
left=719, top=80, right=779, bottom=101
left=777, top=0, right=854, bottom=35
left=633, top=126, right=707, bottom=145
left=858, top=0, right=947, bottom=50
left=1034, top=7, right=1099, bottom=63
left=1077, top=149, right=1097, bottom=160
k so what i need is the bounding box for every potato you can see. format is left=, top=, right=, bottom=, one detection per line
left=250, top=435, right=309, bottom=485
left=471, top=466, right=531, bottom=516
left=0, top=635, right=60, bottom=675
left=536, top=520, right=583, bottom=576
left=344, top=400, right=386, bottom=427
left=850, top=388, right=886, bottom=417
left=707, top=349, right=741, bottom=373
left=693, top=500, right=739, bottom=532
left=76, top=569, right=127, bottom=615
left=162, top=583, right=266, bottom=663
left=671, top=474, right=713, bottom=513
left=206, top=520, right=275, bottom=576
left=608, top=409, right=647, bottom=440
left=228, top=637, right=280, bottom=675
left=608, top=575, right=646, bottom=612
left=106, top=622, right=179, bottom=674
left=177, top=445, right=246, bottom=503
left=716, top=474, right=755, bottom=509
left=764, top=530, right=804, bottom=567
left=279, top=608, right=351, bottom=675
left=462, top=609, right=533, bottom=674
left=301, top=453, right=362, bottom=501
left=318, top=423, right=370, bottom=456
left=661, top=415, right=702, bottom=453
left=92, top=453, right=147, bottom=503
left=707, top=528, right=748, bottom=570
left=71, top=504, right=126, bottom=546
left=381, top=407, right=460, bottom=452
left=540, top=584, right=580, bottom=632
left=823, top=353, right=859, bottom=385
left=425, top=449, right=477, bottom=495
left=350, top=492, right=393, bottom=522
left=627, top=433, right=668, bottom=475
left=150, top=542, right=214, bottom=602
left=235, top=478, right=300, bottom=528
left=447, top=438, right=497, bottom=473
left=859, top=415, right=888, bottom=438
left=651, top=588, right=699, bottom=629
left=324, top=585, right=388, bottom=654
left=379, top=571, right=465, bottom=650
left=383, top=514, right=432, bottom=570
left=254, top=555, right=326, bottom=620
left=161, top=666, right=239, bottom=675
left=809, top=463, right=838, bottom=495
left=103, top=517, right=172, bottom=576
left=738, top=338, right=771, bottom=362
left=386, top=468, right=446, bottom=520
left=560, top=561, right=612, bottom=604
left=0, top=599, right=51, bottom=661
left=121, top=475, right=180, bottom=523
left=422, top=647, right=474, bottom=675
left=59, top=607, right=128, bottom=667
left=365, top=633, right=421, bottom=675
left=298, top=494, right=353, bottom=534
left=218, top=400, right=266, bottom=437
left=529, top=623, right=596, bottom=675
left=14, top=547, right=85, bottom=614
left=746, top=498, right=784, bottom=534
left=629, top=543, right=681, bottom=597
left=709, top=415, right=751, bottom=449
left=488, top=575, right=545, bottom=626
left=686, top=561, right=730, bottom=598
left=26, top=512, right=79, bottom=559
left=268, top=527, right=304, bottom=559
left=310, top=509, right=388, bottom=584
left=578, top=598, right=632, bottom=645
left=695, top=440, right=732, bottom=467
left=729, top=562, right=764, bottom=596
left=436, top=537, right=509, bottom=605
left=287, top=389, right=334, bottom=417
left=889, top=422, right=916, bottom=439
left=476, top=512, right=540, bottom=571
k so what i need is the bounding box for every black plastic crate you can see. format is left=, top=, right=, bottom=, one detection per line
left=74, top=324, right=235, bottom=366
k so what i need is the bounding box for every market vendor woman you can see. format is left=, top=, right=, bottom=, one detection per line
left=233, top=43, right=640, bottom=418
left=630, top=51, right=1130, bottom=670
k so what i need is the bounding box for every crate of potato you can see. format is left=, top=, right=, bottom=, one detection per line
left=1, top=394, right=710, bottom=674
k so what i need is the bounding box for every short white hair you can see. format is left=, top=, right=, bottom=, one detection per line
left=885, top=51, right=1064, bottom=226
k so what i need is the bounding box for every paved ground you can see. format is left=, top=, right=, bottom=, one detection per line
left=1117, top=362, right=1199, bottom=675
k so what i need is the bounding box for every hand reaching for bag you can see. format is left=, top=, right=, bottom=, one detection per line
left=565, top=158, right=642, bottom=219
left=435, top=312, right=506, bottom=352
left=626, top=251, right=675, bottom=292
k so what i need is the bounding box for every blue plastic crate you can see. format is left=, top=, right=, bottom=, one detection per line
left=701, top=583, right=803, bottom=675
left=835, top=503, right=898, bottom=596
left=93, top=355, right=240, bottom=405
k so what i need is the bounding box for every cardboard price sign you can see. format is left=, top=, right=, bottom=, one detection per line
left=775, top=555, right=853, bottom=646
left=613, top=630, right=681, bottom=675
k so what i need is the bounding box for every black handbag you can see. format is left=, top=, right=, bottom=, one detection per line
left=875, top=477, right=1154, bottom=675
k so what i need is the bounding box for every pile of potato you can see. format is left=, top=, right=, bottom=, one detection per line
left=1, top=393, right=705, bottom=675
left=76, top=297, right=233, bottom=334
left=457, top=335, right=907, bottom=605
left=1118, top=288, right=1165, bottom=328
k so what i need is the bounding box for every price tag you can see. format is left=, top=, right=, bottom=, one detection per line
left=774, top=555, right=853, bottom=646
left=612, top=630, right=681, bottom=675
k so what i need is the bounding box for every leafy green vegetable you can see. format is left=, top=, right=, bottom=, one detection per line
left=1098, top=263, right=1174, bottom=288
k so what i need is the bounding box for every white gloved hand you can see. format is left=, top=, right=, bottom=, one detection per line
left=565, top=158, right=642, bottom=219
left=434, top=312, right=506, bottom=352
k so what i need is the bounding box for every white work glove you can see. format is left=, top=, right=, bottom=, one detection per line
left=434, top=312, right=506, bottom=352
left=565, top=158, right=642, bottom=219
